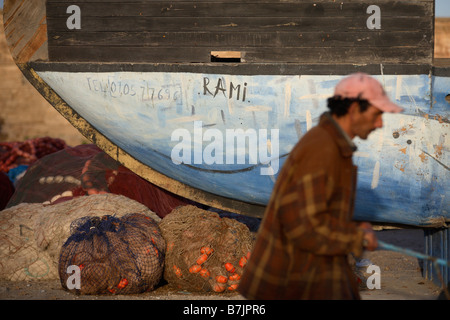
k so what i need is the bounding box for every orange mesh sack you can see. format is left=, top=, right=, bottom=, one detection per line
left=59, top=213, right=165, bottom=295
left=159, top=205, right=254, bottom=293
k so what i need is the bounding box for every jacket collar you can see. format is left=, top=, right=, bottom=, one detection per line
left=319, top=112, right=357, bottom=157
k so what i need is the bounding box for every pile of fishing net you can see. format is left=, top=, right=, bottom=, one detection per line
left=0, top=137, right=67, bottom=173
left=159, top=205, right=255, bottom=293
left=59, top=213, right=165, bottom=295
left=0, top=171, right=14, bottom=210
left=5, top=144, right=192, bottom=218
left=0, top=137, right=67, bottom=209
left=0, top=193, right=161, bottom=282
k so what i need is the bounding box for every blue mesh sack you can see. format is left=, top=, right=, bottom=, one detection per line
left=58, top=213, right=165, bottom=295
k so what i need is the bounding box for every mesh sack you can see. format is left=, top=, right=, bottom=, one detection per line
left=159, top=205, right=255, bottom=293
left=0, top=193, right=160, bottom=282
left=0, top=203, right=57, bottom=281
left=59, top=213, right=165, bottom=295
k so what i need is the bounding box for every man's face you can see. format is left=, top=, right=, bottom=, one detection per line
left=351, top=104, right=384, bottom=140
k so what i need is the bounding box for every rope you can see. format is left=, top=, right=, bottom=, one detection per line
left=378, top=240, right=449, bottom=267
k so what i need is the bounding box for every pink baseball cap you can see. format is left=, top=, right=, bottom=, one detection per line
left=333, top=73, right=404, bottom=113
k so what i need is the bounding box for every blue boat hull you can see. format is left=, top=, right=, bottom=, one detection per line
left=30, top=68, right=449, bottom=227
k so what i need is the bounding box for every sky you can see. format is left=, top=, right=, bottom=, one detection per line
left=0, top=0, right=449, bottom=16
left=436, top=0, right=450, bottom=16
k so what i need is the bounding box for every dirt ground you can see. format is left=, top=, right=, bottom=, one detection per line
left=358, top=228, right=446, bottom=300
left=0, top=228, right=447, bottom=301
left=435, top=18, right=450, bottom=58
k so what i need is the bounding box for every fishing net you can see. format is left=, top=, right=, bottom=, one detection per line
left=0, top=171, right=14, bottom=210
left=6, top=144, right=192, bottom=218
left=159, top=205, right=255, bottom=293
left=0, top=137, right=67, bottom=173
left=0, top=137, right=66, bottom=209
left=0, top=193, right=160, bottom=282
left=59, top=213, right=165, bottom=295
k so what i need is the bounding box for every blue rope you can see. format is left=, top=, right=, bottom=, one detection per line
left=378, top=240, right=450, bottom=267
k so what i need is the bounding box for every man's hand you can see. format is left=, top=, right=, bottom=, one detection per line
left=359, top=222, right=378, bottom=251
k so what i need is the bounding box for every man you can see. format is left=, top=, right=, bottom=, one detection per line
left=238, top=73, right=403, bottom=300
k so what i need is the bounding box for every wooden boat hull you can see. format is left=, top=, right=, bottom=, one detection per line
left=3, top=0, right=449, bottom=226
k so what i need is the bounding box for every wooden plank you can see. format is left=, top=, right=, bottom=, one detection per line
left=45, top=0, right=433, bottom=64
left=46, top=16, right=432, bottom=33
left=3, top=0, right=48, bottom=62
left=48, top=46, right=211, bottom=63
left=48, top=31, right=432, bottom=48
left=45, top=1, right=433, bottom=18
left=47, top=45, right=431, bottom=64
left=241, top=46, right=431, bottom=64
left=211, top=51, right=241, bottom=59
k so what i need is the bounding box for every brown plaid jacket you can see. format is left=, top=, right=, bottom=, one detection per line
left=239, top=112, right=366, bottom=300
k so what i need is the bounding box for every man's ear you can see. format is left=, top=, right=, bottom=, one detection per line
left=348, top=101, right=360, bottom=116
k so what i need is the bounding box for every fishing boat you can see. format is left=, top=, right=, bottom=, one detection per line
left=3, top=0, right=449, bottom=228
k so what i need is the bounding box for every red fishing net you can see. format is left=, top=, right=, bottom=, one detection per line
left=0, top=172, right=14, bottom=210
left=6, top=144, right=192, bottom=218
left=0, top=137, right=67, bottom=209
left=0, top=137, right=67, bottom=173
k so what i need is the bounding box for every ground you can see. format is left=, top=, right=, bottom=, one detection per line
left=358, top=228, right=446, bottom=300
left=0, top=228, right=446, bottom=301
